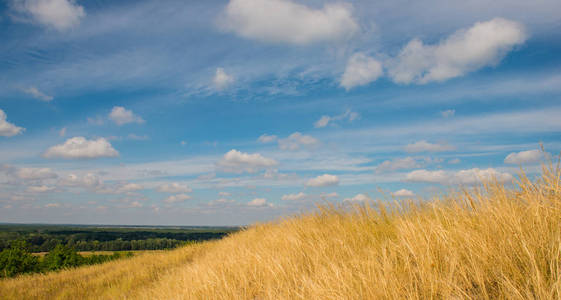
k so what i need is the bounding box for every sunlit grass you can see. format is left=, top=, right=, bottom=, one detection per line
left=2, top=163, right=560, bottom=299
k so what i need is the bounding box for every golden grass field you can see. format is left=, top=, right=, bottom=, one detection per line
left=1, top=163, right=560, bottom=299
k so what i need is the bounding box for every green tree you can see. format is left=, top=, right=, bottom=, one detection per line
left=41, top=244, right=84, bottom=271
left=0, top=241, right=39, bottom=277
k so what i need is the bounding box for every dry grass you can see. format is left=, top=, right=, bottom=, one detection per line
left=2, top=164, right=561, bottom=299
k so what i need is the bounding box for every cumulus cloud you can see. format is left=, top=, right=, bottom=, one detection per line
left=247, top=197, right=272, bottom=207
left=0, top=109, right=25, bottom=137
left=217, top=149, right=278, bottom=173
left=314, top=109, right=359, bottom=128
left=59, top=173, right=103, bottom=188
left=405, top=140, right=456, bottom=153
left=164, top=193, right=191, bottom=204
left=340, top=53, right=383, bottom=90
left=258, top=134, right=277, bottom=143
left=43, top=137, right=119, bottom=159
left=157, top=182, right=192, bottom=194
left=392, top=189, right=415, bottom=197
left=406, top=168, right=513, bottom=185
left=1, top=165, right=58, bottom=182
left=213, top=68, right=234, bottom=90
left=504, top=149, right=543, bottom=164
left=108, top=106, right=144, bottom=126
left=22, top=86, right=53, bottom=102
left=15, top=167, right=58, bottom=180
left=281, top=192, right=307, bottom=201
left=278, top=132, right=319, bottom=151
left=376, top=157, right=420, bottom=172
left=220, top=0, right=358, bottom=45
left=11, top=0, right=85, bottom=31
left=344, top=193, right=372, bottom=203
left=305, top=174, right=339, bottom=187
left=388, top=18, right=527, bottom=84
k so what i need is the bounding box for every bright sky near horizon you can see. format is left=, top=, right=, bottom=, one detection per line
left=1, top=0, right=560, bottom=225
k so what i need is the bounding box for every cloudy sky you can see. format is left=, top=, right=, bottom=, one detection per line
left=1, top=0, right=560, bottom=225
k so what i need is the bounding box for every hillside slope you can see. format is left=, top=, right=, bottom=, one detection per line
left=1, top=165, right=560, bottom=299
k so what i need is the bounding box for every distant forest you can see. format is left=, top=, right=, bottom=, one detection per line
left=0, top=224, right=239, bottom=252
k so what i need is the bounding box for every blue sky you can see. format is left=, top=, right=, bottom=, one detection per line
left=0, top=0, right=560, bottom=225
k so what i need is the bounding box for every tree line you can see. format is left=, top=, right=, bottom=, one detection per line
left=0, top=225, right=236, bottom=252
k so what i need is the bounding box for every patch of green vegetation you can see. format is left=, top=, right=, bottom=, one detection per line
left=0, top=241, right=133, bottom=278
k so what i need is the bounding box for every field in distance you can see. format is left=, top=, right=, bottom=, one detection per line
left=0, top=224, right=239, bottom=252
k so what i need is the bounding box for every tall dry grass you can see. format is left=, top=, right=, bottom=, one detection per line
left=2, top=163, right=560, bottom=299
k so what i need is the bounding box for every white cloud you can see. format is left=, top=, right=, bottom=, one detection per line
left=0, top=109, right=25, bottom=137
left=213, top=68, right=234, bottom=90
left=441, top=109, right=455, bottom=118
left=1, top=165, right=58, bottom=183
left=217, top=149, right=278, bottom=173
left=43, top=137, right=119, bottom=159
left=405, top=140, right=456, bottom=153
left=220, top=0, right=358, bottom=45
left=157, top=182, right=192, bottom=194
left=504, top=149, right=543, bottom=164
left=406, top=168, right=513, bottom=185
left=281, top=192, right=306, bottom=201
left=305, top=174, right=339, bottom=187
left=314, top=116, right=331, bottom=128
left=11, top=0, right=85, bottom=31
left=22, top=86, right=53, bottom=101
left=108, top=106, right=144, bottom=126
left=164, top=193, right=191, bottom=204
left=27, top=185, right=55, bottom=193
left=388, top=18, right=527, bottom=84
left=59, top=173, right=103, bottom=188
left=278, top=132, right=319, bottom=151
left=376, top=157, right=420, bottom=172
left=340, top=53, right=383, bottom=90
left=247, top=197, right=272, bottom=207
left=392, top=189, right=415, bottom=197
left=258, top=134, right=277, bottom=143
left=15, top=167, right=58, bottom=180
left=314, top=109, right=359, bottom=128
left=344, top=193, right=372, bottom=203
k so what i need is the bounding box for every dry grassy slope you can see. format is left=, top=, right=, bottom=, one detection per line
left=1, top=165, right=561, bottom=299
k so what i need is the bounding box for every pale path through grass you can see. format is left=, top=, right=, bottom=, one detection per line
left=2, top=164, right=561, bottom=299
